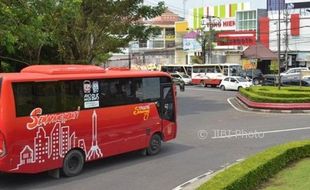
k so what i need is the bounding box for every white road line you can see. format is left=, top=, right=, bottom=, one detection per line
left=227, top=97, right=249, bottom=113
left=212, top=126, right=310, bottom=139
left=171, top=170, right=213, bottom=190
left=172, top=157, right=246, bottom=190
left=186, top=87, right=222, bottom=92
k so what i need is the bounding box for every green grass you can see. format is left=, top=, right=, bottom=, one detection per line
left=239, top=86, right=310, bottom=103
left=197, top=140, right=310, bottom=190
left=261, top=158, right=310, bottom=190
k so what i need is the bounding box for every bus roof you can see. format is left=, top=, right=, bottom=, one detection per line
left=0, top=65, right=170, bottom=82
left=21, top=65, right=106, bottom=75
left=161, top=63, right=241, bottom=67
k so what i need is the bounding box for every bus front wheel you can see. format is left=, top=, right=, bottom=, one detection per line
left=147, top=134, right=162, bottom=155
left=62, top=149, right=85, bottom=177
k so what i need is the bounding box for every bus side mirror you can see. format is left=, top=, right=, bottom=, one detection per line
left=179, top=82, right=185, bottom=92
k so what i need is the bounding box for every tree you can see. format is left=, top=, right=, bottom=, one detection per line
left=0, top=0, right=58, bottom=67
left=0, top=0, right=166, bottom=68
left=196, top=28, right=217, bottom=64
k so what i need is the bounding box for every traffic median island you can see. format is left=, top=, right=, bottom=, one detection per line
left=237, top=86, right=310, bottom=110
left=197, top=140, right=310, bottom=190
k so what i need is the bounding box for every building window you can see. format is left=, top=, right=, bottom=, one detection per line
left=236, top=10, right=257, bottom=31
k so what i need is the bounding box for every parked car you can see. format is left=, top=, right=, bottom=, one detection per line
left=280, top=67, right=309, bottom=80
left=262, top=74, right=279, bottom=86
left=219, top=76, right=252, bottom=91
left=282, top=78, right=310, bottom=87
left=170, top=73, right=192, bottom=85
left=239, top=69, right=264, bottom=85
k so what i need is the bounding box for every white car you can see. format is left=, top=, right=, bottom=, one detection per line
left=280, top=67, right=309, bottom=80
left=219, top=76, right=252, bottom=91
left=171, top=73, right=192, bottom=85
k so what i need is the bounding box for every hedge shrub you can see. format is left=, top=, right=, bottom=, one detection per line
left=198, top=140, right=310, bottom=190
left=239, top=87, right=310, bottom=103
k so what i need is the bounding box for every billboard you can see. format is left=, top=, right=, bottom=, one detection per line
left=183, top=39, right=201, bottom=51
left=267, top=0, right=286, bottom=11
left=268, top=0, right=310, bottom=11
left=286, top=1, right=310, bottom=9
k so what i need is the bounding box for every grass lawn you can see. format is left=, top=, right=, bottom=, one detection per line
left=260, top=158, right=310, bottom=190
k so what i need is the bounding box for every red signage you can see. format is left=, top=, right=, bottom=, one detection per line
left=291, top=14, right=300, bottom=36
left=216, top=31, right=256, bottom=46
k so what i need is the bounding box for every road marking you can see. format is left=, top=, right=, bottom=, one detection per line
left=172, top=170, right=213, bottom=190
left=227, top=97, right=249, bottom=113
left=212, top=126, right=310, bottom=139
left=172, top=158, right=245, bottom=190
left=185, top=87, right=222, bottom=92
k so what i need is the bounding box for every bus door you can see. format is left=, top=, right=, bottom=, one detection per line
left=160, top=84, right=176, bottom=141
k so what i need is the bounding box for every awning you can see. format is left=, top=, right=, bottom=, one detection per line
left=296, top=52, right=310, bottom=62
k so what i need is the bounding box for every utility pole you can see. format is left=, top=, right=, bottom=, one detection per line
left=208, top=16, right=213, bottom=64
left=284, top=6, right=289, bottom=71
left=277, top=0, right=281, bottom=89
left=128, top=42, right=132, bottom=69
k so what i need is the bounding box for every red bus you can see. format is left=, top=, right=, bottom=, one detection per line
left=0, top=65, right=177, bottom=177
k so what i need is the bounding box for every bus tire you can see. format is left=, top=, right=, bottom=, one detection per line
left=238, top=86, right=242, bottom=91
left=146, top=134, right=162, bottom=155
left=62, top=149, right=85, bottom=177
left=200, top=80, right=206, bottom=87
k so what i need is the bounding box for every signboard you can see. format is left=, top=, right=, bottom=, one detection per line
left=202, top=18, right=236, bottom=31
left=216, top=31, right=256, bottom=46
left=183, top=38, right=201, bottom=51
left=268, top=0, right=310, bottom=11
left=286, top=1, right=310, bottom=9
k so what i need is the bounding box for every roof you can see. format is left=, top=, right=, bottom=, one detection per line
left=0, top=65, right=170, bottom=82
left=243, top=43, right=277, bottom=60
left=145, top=9, right=181, bottom=25
left=184, top=31, right=198, bottom=39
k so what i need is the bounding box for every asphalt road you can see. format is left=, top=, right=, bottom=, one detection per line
left=1, top=86, right=310, bottom=190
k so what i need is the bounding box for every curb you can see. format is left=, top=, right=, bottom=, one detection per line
left=234, top=96, right=310, bottom=114
left=236, top=94, right=310, bottom=113
left=172, top=159, right=245, bottom=190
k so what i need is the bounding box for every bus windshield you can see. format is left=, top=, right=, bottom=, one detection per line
left=230, top=65, right=242, bottom=76
left=180, top=73, right=190, bottom=78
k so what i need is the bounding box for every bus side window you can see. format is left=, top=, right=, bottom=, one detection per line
left=61, top=81, right=83, bottom=112
left=33, top=82, right=61, bottom=114
left=13, top=83, right=35, bottom=116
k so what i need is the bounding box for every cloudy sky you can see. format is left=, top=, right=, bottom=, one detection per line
left=146, top=0, right=267, bottom=16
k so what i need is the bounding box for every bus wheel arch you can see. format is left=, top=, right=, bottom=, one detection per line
left=62, top=148, right=85, bottom=177
left=146, top=132, right=162, bottom=155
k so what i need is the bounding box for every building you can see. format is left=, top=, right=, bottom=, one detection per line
left=108, top=9, right=183, bottom=70
left=266, top=0, right=310, bottom=69
left=185, top=2, right=265, bottom=65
